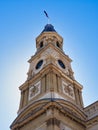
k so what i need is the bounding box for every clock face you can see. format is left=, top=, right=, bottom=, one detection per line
left=58, top=60, right=65, bottom=69
left=36, top=60, right=43, bottom=69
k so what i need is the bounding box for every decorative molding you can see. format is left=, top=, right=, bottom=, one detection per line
left=39, top=92, right=66, bottom=101
left=62, top=81, right=75, bottom=100
left=84, top=101, right=98, bottom=120
left=28, top=81, right=41, bottom=100
left=41, top=47, right=59, bottom=59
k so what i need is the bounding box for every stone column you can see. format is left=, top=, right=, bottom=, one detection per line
left=74, top=87, right=79, bottom=105
left=42, top=75, right=46, bottom=92
left=57, top=75, right=62, bottom=93
left=53, top=73, right=57, bottom=92
left=79, top=90, right=84, bottom=107
left=46, top=72, right=51, bottom=92
left=19, top=91, right=24, bottom=110
left=50, top=71, right=54, bottom=91
left=25, top=87, right=29, bottom=105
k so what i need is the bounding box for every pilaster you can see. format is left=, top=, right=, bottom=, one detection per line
left=47, top=118, right=60, bottom=130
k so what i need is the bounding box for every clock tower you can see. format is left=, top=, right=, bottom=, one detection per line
left=10, top=24, right=98, bottom=130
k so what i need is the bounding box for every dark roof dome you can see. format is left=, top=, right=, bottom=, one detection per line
left=42, top=24, right=56, bottom=33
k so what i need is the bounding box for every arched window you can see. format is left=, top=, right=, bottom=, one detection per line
left=56, top=41, right=60, bottom=48
left=40, top=41, right=43, bottom=48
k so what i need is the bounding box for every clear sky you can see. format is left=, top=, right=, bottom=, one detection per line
left=0, top=0, right=98, bottom=130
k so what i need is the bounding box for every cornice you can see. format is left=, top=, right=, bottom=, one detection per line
left=36, top=32, right=63, bottom=43
left=10, top=99, right=86, bottom=129
left=86, top=115, right=98, bottom=128
left=28, top=43, right=72, bottom=63
left=19, top=63, right=83, bottom=91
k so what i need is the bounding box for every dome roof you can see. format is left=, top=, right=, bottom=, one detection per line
left=41, top=24, right=56, bottom=33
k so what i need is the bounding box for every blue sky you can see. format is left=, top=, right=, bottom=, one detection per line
left=0, top=0, right=98, bottom=130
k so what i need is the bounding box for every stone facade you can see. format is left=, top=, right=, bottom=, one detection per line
left=10, top=24, right=98, bottom=130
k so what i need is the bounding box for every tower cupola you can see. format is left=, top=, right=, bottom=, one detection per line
left=36, top=24, right=63, bottom=51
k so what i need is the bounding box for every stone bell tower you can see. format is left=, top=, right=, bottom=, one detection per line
left=10, top=24, right=98, bottom=130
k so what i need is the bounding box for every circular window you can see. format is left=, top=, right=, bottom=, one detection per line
left=36, top=60, right=43, bottom=69
left=58, top=60, right=65, bottom=69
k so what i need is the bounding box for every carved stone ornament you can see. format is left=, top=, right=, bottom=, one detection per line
left=41, top=47, right=59, bottom=59
left=62, top=81, right=75, bottom=100
left=32, top=47, right=59, bottom=75
left=28, top=81, right=41, bottom=100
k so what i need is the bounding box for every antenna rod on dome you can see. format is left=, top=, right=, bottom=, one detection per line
left=44, top=10, right=50, bottom=24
